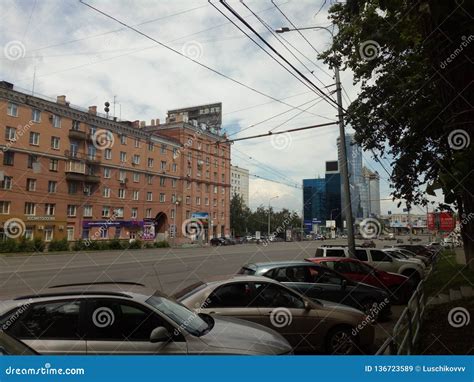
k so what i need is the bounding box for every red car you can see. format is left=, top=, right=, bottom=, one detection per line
left=305, top=257, right=413, bottom=303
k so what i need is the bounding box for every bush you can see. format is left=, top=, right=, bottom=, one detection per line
left=154, top=241, right=170, bottom=248
left=72, top=239, right=87, bottom=251
left=144, top=242, right=154, bottom=249
left=17, top=237, right=36, bottom=252
left=127, top=239, right=142, bottom=249
left=33, top=237, right=45, bottom=252
left=0, top=238, right=18, bottom=253
left=48, top=238, right=69, bottom=252
left=108, top=239, right=123, bottom=250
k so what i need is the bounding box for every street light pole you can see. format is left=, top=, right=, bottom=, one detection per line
left=276, top=25, right=356, bottom=256
left=268, top=196, right=279, bottom=237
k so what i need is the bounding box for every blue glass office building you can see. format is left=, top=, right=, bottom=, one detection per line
left=303, top=178, right=326, bottom=232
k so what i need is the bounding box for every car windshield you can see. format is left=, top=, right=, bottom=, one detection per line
left=146, top=295, right=210, bottom=337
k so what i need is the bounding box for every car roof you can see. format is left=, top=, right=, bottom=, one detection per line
left=242, top=261, right=319, bottom=270
left=307, top=257, right=359, bottom=262
left=0, top=283, right=160, bottom=317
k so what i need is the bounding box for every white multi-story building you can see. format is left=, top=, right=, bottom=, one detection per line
left=230, top=165, right=249, bottom=206
left=362, top=167, right=381, bottom=217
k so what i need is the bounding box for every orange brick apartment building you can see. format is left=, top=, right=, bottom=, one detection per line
left=0, top=81, right=231, bottom=244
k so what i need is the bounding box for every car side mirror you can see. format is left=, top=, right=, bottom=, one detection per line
left=304, top=300, right=312, bottom=311
left=150, top=326, right=171, bottom=343
left=341, top=279, right=347, bottom=290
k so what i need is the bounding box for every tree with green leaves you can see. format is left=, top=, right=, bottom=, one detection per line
left=230, top=194, right=251, bottom=236
left=320, top=0, right=473, bottom=268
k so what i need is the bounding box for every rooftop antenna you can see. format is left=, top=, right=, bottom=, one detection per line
left=113, top=95, right=117, bottom=118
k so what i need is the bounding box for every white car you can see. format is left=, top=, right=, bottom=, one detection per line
left=382, top=248, right=430, bottom=266
left=314, top=246, right=425, bottom=284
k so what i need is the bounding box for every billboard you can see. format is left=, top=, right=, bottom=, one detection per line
left=426, top=212, right=456, bottom=232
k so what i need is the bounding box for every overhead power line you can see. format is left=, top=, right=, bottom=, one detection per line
left=79, top=0, right=325, bottom=119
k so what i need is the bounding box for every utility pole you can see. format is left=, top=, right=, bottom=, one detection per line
left=408, top=205, right=413, bottom=244
left=335, top=67, right=356, bottom=256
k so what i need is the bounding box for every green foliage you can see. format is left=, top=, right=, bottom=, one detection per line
left=72, top=239, right=87, bottom=251
left=48, top=238, right=70, bottom=252
left=17, top=237, right=37, bottom=252
left=154, top=241, right=170, bottom=248
left=108, top=239, right=124, bottom=250
left=0, top=239, right=18, bottom=253
left=126, top=239, right=142, bottom=250
left=33, top=237, right=45, bottom=252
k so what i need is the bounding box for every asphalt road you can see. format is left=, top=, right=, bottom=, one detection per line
left=0, top=238, right=426, bottom=350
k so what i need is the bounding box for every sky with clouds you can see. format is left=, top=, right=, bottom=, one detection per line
left=0, top=0, right=438, bottom=217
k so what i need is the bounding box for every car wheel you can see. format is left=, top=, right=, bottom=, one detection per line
left=326, top=327, right=357, bottom=355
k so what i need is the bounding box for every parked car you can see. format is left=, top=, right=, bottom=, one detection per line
left=175, top=275, right=375, bottom=354
left=382, top=248, right=430, bottom=266
left=0, top=283, right=292, bottom=355
left=395, top=244, right=437, bottom=259
left=238, top=261, right=391, bottom=318
left=223, top=237, right=236, bottom=245
left=210, top=237, right=226, bottom=246
left=361, top=240, right=376, bottom=248
left=0, top=331, right=37, bottom=355
left=306, top=257, right=412, bottom=303
left=315, top=246, right=425, bottom=284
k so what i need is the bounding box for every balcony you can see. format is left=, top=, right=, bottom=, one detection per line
left=85, top=154, right=101, bottom=164
left=85, top=174, right=101, bottom=183
left=65, top=172, right=86, bottom=182
left=68, top=129, right=87, bottom=141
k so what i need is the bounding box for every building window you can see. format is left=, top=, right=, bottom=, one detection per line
left=172, top=163, right=177, bottom=172
left=186, top=210, right=191, bottom=219
left=170, top=209, right=175, bottom=219
left=161, top=144, right=167, bottom=154
left=213, top=186, right=218, bottom=194
left=99, top=228, right=108, bottom=239
left=132, top=154, right=140, bottom=165
left=0, top=201, right=11, bottom=214
left=131, top=208, right=138, bottom=218
left=171, top=179, right=177, bottom=188
left=104, top=167, right=111, bottom=178
left=105, top=148, right=112, bottom=160
left=26, top=178, right=36, bottom=191
left=118, top=189, right=126, bottom=199
left=160, top=177, right=165, bottom=187
left=44, top=227, right=53, bottom=242
left=148, top=158, right=154, bottom=168
left=148, top=142, right=154, bottom=151
left=186, top=196, right=191, bottom=205
left=48, top=181, right=57, bottom=193
left=173, top=148, right=178, bottom=157
left=49, top=159, right=58, bottom=172
left=114, top=207, right=124, bottom=218
left=119, top=170, right=126, bottom=182
left=67, top=205, right=77, bottom=217
left=103, top=187, right=110, bottom=198
left=83, top=205, right=93, bottom=217
left=5, top=126, right=16, bottom=140
left=171, top=194, right=176, bottom=203
left=29, top=132, right=40, bottom=145
left=52, top=115, right=61, bottom=128
left=196, top=197, right=201, bottom=205
left=145, top=208, right=152, bottom=218
left=205, top=197, right=209, bottom=206
left=1, top=176, right=12, bottom=190
left=45, top=203, right=55, bottom=216
left=221, top=199, right=225, bottom=207
left=24, top=202, right=36, bottom=216
left=102, top=206, right=110, bottom=217
left=160, top=193, right=165, bottom=203
left=32, top=109, right=41, bottom=123
left=161, top=161, right=167, bottom=170
left=134, top=138, right=140, bottom=148
left=68, top=182, right=78, bottom=194
left=7, top=102, right=18, bottom=117
left=27, top=154, right=38, bottom=169
left=120, top=152, right=126, bottom=162
left=147, top=175, right=153, bottom=185
left=3, top=151, right=14, bottom=166
left=24, top=228, right=33, bottom=240
left=133, top=190, right=139, bottom=200
left=213, top=199, right=217, bottom=207
left=133, top=172, right=140, bottom=182
left=51, top=136, right=60, bottom=150
left=146, top=192, right=153, bottom=201
left=72, top=120, right=80, bottom=130
left=67, top=226, right=75, bottom=241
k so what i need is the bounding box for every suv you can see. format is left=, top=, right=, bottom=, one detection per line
left=0, top=282, right=291, bottom=355
left=315, top=246, right=425, bottom=284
